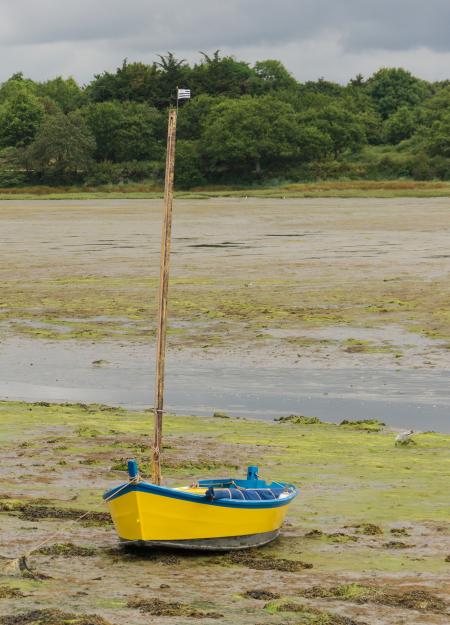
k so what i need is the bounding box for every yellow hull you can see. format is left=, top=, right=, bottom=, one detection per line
left=104, top=464, right=297, bottom=549
left=108, top=489, right=290, bottom=544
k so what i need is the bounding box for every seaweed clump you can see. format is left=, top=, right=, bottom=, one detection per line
left=328, top=532, right=358, bottom=543
left=0, top=500, right=111, bottom=526
left=387, top=590, right=447, bottom=612
left=276, top=415, right=322, bottom=425
left=299, top=584, right=448, bottom=613
left=228, top=551, right=312, bottom=571
left=0, top=610, right=114, bottom=625
left=339, top=419, right=385, bottom=432
left=348, top=523, right=383, bottom=535
left=383, top=540, right=415, bottom=549
left=0, top=585, right=24, bottom=599
left=127, top=597, right=223, bottom=618
left=304, top=529, right=357, bottom=543
left=104, top=545, right=180, bottom=566
left=305, top=529, right=324, bottom=538
left=244, top=589, right=280, bottom=600
left=37, top=543, right=96, bottom=557
left=390, top=527, right=411, bottom=536
left=301, top=584, right=375, bottom=602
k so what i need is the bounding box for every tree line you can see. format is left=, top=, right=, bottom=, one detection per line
left=0, top=52, right=449, bottom=188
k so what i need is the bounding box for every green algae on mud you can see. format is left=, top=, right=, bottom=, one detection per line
left=1, top=400, right=449, bottom=533
left=264, top=601, right=367, bottom=625
left=3, top=273, right=450, bottom=345
left=0, top=400, right=449, bottom=527
left=0, top=400, right=449, bottom=625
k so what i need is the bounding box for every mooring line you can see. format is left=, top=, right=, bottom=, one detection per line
left=1, top=478, right=138, bottom=573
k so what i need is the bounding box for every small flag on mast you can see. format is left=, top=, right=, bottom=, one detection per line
left=177, top=88, right=191, bottom=101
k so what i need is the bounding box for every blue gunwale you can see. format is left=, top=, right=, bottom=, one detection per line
left=103, top=481, right=298, bottom=509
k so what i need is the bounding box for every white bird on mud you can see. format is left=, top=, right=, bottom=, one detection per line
left=395, top=429, right=415, bottom=446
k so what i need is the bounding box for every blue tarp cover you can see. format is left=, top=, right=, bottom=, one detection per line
left=206, top=487, right=286, bottom=501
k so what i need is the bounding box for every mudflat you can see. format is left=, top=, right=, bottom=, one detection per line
left=1, top=198, right=450, bottom=428
left=0, top=197, right=450, bottom=365
left=0, top=198, right=449, bottom=624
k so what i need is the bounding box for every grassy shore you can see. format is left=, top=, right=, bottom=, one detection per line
left=0, top=180, right=450, bottom=200
left=0, top=401, right=449, bottom=625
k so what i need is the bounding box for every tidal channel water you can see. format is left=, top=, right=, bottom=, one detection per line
left=0, top=339, right=449, bottom=432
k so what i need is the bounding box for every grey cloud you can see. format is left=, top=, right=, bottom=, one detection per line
left=1, top=0, right=450, bottom=83
left=338, top=1, right=450, bottom=52
left=1, top=0, right=450, bottom=52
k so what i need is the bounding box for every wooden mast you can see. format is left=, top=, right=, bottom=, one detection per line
left=152, top=107, right=177, bottom=485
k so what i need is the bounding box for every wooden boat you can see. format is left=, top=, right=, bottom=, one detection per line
left=105, top=461, right=297, bottom=550
left=104, top=94, right=297, bottom=550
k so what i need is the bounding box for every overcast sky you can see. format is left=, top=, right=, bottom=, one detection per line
left=1, top=0, right=450, bottom=85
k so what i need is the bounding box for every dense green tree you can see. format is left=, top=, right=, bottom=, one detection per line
left=0, top=73, right=37, bottom=102
left=82, top=101, right=163, bottom=162
left=348, top=74, right=365, bottom=88
left=87, top=59, right=163, bottom=105
left=37, top=77, right=85, bottom=112
left=191, top=51, right=254, bottom=97
left=86, top=69, right=122, bottom=102
left=0, top=56, right=448, bottom=186
left=0, top=147, right=27, bottom=186
left=283, top=87, right=339, bottom=112
left=0, top=83, right=45, bottom=147
left=341, top=89, right=384, bottom=144
left=366, top=68, right=431, bottom=119
left=425, top=114, right=450, bottom=158
left=200, top=96, right=302, bottom=177
left=296, top=125, right=333, bottom=161
left=114, top=103, right=163, bottom=161
left=419, top=85, right=450, bottom=124
left=251, top=60, right=297, bottom=93
left=300, top=105, right=366, bottom=157
left=175, top=140, right=206, bottom=188
left=81, top=101, right=123, bottom=160
left=356, top=110, right=384, bottom=145
left=177, top=94, right=219, bottom=140
left=303, top=78, right=345, bottom=97
left=25, top=111, right=95, bottom=182
left=383, top=106, right=417, bottom=144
